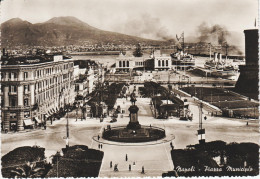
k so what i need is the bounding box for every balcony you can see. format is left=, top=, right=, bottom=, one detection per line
left=8, top=92, right=17, bottom=95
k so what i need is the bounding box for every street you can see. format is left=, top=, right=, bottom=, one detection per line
left=1, top=95, right=259, bottom=177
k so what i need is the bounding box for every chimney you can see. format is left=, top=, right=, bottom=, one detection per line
left=219, top=53, right=222, bottom=61
left=214, top=52, right=218, bottom=61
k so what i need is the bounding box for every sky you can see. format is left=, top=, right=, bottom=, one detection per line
left=1, top=0, right=258, bottom=41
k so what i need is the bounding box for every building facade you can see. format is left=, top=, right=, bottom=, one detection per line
left=1, top=55, right=75, bottom=131
left=115, top=52, right=172, bottom=72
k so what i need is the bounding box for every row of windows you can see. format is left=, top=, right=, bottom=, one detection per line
left=158, top=60, right=169, bottom=67
left=8, top=97, right=29, bottom=107
left=119, top=61, right=130, bottom=67
left=35, top=72, right=72, bottom=90
left=10, top=111, right=30, bottom=118
left=36, top=81, right=73, bottom=105
left=135, top=61, right=146, bottom=66
left=1, top=85, right=31, bottom=93
left=1, top=72, right=28, bottom=80
left=1, top=62, right=73, bottom=80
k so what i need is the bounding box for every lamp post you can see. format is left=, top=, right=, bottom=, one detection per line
left=66, top=103, right=69, bottom=148
left=198, top=102, right=205, bottom=144
left=76, top=102, right=79, bottom=122
left=80, top=103, right=84, bottom=120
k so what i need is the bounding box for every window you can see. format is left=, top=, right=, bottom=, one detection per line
left=119, top=61, right=122, bottom=67
left=9, top=85, right=17, bottom=92
left=123, top=61, right=125, bottom=67
left=24, top=111, right=30, bottom=118
left=162, top=60, right=165, bottom=67
left=24, top=72, right=28, bottom=79
left=10, top=112, right=17, bottom=119
left=24, top=85, right=29, bottom=93
left=1, top=72, right=4, bottom=80
left=1, top=85, right=4, bottom=93
left=127, top=61, right=129, bottom=67
left=158, top=60, right=161, bottom=66
left=166, top=60, right=168, bottom=66
left=24, top=99, right=29, bottom=106
left=11, top=98, right=16, bottom=106
left=9, top=73, right=11, bottom=79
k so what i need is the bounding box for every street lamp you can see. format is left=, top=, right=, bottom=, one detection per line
left=80, top=103, right=84, bottom=120
left=75, top=102, right=80, bottom=122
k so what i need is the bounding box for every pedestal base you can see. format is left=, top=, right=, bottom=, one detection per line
left=102, top=125, right=166, bottom=143
left=127, top=122, right=141, bottom=130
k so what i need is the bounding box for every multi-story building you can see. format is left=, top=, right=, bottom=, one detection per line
left=115, top=51, right=171, bottom=72
left=1, top=55, right=75, bottom=131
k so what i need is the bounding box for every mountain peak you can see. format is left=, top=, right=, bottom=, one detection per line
left=3, top=18, right=30, bottom=25
left=45, top=16, right=90, bottom=27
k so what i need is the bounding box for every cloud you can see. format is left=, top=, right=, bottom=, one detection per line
left=115, top=13, right=175, bottom=41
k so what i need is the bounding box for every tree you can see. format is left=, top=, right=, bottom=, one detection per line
left=133, top=43, right=143, bottom=57
left=10, top=161, right=46, bottom=178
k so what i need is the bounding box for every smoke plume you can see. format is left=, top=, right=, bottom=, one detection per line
left=122, top=13, right=175, bottom=42
left=197, top=22, right=230, bottom=45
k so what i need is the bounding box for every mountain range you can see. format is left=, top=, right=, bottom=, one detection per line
left=1, top=16, right=244, bottom=51
left=1, top=16, right=166, bottom=47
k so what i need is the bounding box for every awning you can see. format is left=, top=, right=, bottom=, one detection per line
left=35, top=117, right=42, bottom=123
left=24, top=119, right=34, bottom=126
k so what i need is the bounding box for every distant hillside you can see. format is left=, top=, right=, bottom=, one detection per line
left=1, top=16, right=166, bottom=47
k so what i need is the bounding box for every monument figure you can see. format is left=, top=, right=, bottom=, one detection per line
left=130, top=92, right=137, bottom=105
left=127, top=99, right=141, bottom=129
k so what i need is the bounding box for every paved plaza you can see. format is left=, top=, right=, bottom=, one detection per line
left=1, top=94, right=259, bottom=177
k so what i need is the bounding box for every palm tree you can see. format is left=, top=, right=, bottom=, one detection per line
left=10, top=161, right=46, bottom=178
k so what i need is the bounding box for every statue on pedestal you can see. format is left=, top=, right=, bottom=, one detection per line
left=127, top=104, right=140, bottom=129
left=130, top=92, right=137, bottom=105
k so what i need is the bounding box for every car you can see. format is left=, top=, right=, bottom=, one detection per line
left=110, top=118, right=117, bottom=123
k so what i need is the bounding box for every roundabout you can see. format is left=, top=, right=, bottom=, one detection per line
left=93, top=94, right=175, bottom=146
left=92, top=131, right=175, bottom=146
left=102, top=125, right=166, bottom=143
left=100, top=95, right=168, bottom=144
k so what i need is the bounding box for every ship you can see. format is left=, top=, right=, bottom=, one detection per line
left=204, top=52, right=239, bottom=80
left=170, top=51, right=195, bottom=71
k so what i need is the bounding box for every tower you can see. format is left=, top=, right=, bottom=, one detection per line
left=235, top=29, right=259, bottom=96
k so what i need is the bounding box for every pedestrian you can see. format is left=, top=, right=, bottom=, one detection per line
left=133, top=161, right=135, bottom=166
left=141, top=166, right=145, bottom=174
left=246, top=122, right=248, bottom=126
left=125, top=154, right=128, bottom=161
left=110, top=161, right=113, bottom=168
left=129, top=164, right=131, bottom=171
left=44, top=124, right=47, bottom=130
left=101, top=144, right=103, bottom=149
left=114, top=164, right=118, bottom=172
left=98, top=135, right=100, bottom=140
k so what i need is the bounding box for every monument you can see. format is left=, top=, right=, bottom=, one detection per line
left=127, top=93, right=141, bottom=129
left=102, top=93, right=166, bottom=143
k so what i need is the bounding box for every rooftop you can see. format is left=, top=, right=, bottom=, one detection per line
left=1, top=54, right=72, bottom=66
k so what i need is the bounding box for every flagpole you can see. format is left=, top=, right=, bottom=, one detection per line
left=183, top=31, right=185, bottom=53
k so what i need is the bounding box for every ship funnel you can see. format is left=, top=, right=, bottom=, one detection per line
left=219, top=53, right=222, bottom=61
left=214, top=52, right=218, bottom=61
